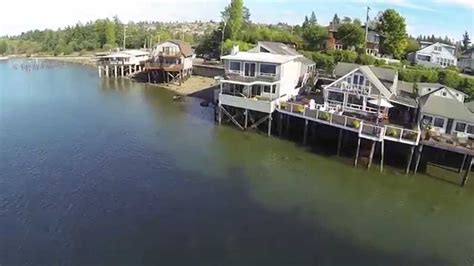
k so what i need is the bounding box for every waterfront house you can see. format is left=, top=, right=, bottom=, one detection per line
left=145, top=40, right=194, bottom=84
left=418, top=86, right=473, bottom=137
left=323, top=63, right=418, bottom=126
left=217, top=41, right=315, bottom=133
left=97, top=50, right=150, bottom=77
left=467, top=101, right=474, bottom=113
left=458, top=47, right=474, bottom=74
left=407, top=41, right=457, bottom=68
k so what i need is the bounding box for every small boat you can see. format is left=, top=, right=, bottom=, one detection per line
left=172, top=95, right=182, bottom=101
left=0, top=56, right=9, bottom=61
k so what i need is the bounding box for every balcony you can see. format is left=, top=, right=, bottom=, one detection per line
left=278, top=102, right=420, bottom=145
left=219, top=93, right=276, bottom=113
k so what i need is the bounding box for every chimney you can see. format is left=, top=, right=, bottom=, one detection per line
left=230, top=45, right=239, bottom=55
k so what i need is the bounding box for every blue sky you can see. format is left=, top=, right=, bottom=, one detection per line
left=1, top=0, right=473, bottom=41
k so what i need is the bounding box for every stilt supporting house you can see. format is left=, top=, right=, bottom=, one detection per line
left=367, top=140, right=376, bottom=169
left=337, top=129, right=343, bottom=156
left=406, top=146, right=415, bottom=174
left=380, top=141, right=385, bottom=173
left=303, top=119, right=309, bottom=145
left=461, top=156, right=473, bottom=187
left=414, top=144, right=424, bottom=174
left=354, top=137, right=361, bottom=167
left=459, top=154, right=468, bottom=173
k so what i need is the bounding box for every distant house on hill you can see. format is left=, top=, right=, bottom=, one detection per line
left=407, top=41, right=457, bottom=68
left=325, top=24, right=381, bottom=57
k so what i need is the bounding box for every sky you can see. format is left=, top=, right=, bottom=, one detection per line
left=1, top=0, right=473, bottom=41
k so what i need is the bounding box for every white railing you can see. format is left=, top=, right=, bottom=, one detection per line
left=339, top=82, right=371, bottom=95
left=278, top=102, right=420, bottom=144
left=384, top=125, right=421, bottom=145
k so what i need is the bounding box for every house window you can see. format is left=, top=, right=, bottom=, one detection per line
left=442, top=91, right=447, bottom=96
left=433, top=117, right=445, bottom=128
left=467, top=125, right=474, bottom=134
left=229, top=61, right=241, bottom=73
left=335, top=44, right=343, bottom=50
left=353, top=75, right=365, bottom=85
left=263, top=85, right=276, bottom=94
left=455, top=122, right=467, bottom=132
left=260, top=64, right=277, bottom=76
left=434, top=46, right=442, bottom=52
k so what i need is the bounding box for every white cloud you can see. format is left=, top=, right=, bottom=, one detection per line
left=436, top=0, right=474, bottom=9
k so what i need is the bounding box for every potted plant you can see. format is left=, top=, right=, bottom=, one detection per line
left=424, top=125, right=432, bottom=140
left=352, top=119, right=361, bottom=129
left=280, top=102, right=288, bottom=110
left=296, top=105, right=305, bottom=113
left=386, top=128, right=399, bottom=137
left=319, top=112, right=330, bottom=121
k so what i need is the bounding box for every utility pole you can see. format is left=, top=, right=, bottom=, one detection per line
left=220, top=20, right=227, bottom=60
left=365, top=6, right=371, bottom=52
left=123, top=25, right=127, bottom=50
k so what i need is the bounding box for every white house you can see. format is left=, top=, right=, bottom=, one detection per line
left=218, top=41, right=315, bottom=114
left=97, top=49, right=150, bottom=77
left=419, top=87, right=473, bottom=137
left=407, top=41, right=457, bottom=68
left=323, top=63, right=418, bottom=122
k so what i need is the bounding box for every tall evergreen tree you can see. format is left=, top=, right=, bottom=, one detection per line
left=462, top=31, right=471, bottom=51
left=223, top=0, right=244, bottom=40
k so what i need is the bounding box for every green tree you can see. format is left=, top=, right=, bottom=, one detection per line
left=223, top=0, right=244, bottom=40
left=0, top=40, right=8, bottom=55
left=301, top=11, right=326, bottom=51
left=462, top=31, right=471, bottom=51
left=376, top=9, right=408, bottom=59
left=335, top=21, right=364, bottom=49
left=405, top=37, right=419, bottom=56
left=105, top=21, right=116, bottom=47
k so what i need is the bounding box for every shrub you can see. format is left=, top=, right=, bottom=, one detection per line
left=352, top=119, right=361, bottom=129
left=326, top=49, right=358, bottom=63
left=311, top=52, right=335, bottom=72
left=356, top=54, right=375, bottom=65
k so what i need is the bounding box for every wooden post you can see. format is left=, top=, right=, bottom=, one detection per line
left=414, top=144, right=424, bottom=174
left=114, top=66, right=118, bottom=77
left=354, top=137, right=361, bottom=167
left=278, top=112, right=283, bottom=136
left=367, top=140, right=376, bottom=169
left=380, top=140, right=385, bottom=173
left=121, top=66, right=124, bottom=76
left=148, top=72, right=151, bottom=83
left=461, top=156, right=472, bottom=187
left=303, top=119, right=308, bottom=145
left=406, top=146, right=415, bottom=174
left=459, top=154, right=468, bottom=173
left=244, top=109, right=248, bottom=129
left=267, top=115, right=272, bottom=137
left=336, top=129, right=343, bottom=156
left=98, top=66, right=102, bottom=77
left=105, top=66, right=109, bottom=77
left=218, top=105, right=222, bottom=125
left=286, top=114, right=290, bottom=137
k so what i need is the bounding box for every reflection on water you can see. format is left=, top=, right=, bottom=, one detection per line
left=0, top=60, right=473, bottom=266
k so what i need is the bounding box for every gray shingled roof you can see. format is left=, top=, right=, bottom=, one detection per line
left=258, top=41, right=301, bottom=56
left=334, top=62, right=397, bottom=82
left=295, top=56, right=315, bottom=66
left=420, top=95, right=474, bottom=123
left=466, top=101, right=474, bottom=113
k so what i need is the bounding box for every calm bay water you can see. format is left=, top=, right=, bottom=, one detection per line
left=0, top=60, right=473, bottom=266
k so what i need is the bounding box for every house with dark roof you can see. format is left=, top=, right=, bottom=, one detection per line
left=146, top=40, right=195, bottom=84
left=419, top=87, right=474, bottom=137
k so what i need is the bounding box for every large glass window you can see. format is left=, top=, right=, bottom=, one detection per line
left=455, top=122, right=467, bottom=132
left=260, top=64, right=277, bottom=76
left=263, top=85, right=276, bottom=94
left=467, top=125, right=474, bottom=134
left=229, top=61, right=241, bottom=72
left=433, top=117, right=445, bottom=128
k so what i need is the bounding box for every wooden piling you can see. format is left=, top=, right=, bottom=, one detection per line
left=303, top=119, right=308, bottom=145
left=218, top=105, right=222, bottom=125
left=267, top=115, right=272, bottom=137
left=354, top=137, right=361, bottom=167
left=285, top=113, right=290, bottom=137
left=336, top=129, right=343, bottom=156
left=121, top=66, right=124, bottom=76
left=406, top=146, right=415, bottom=174
left=461, top=156, right=472, bottom=187
left=367, top=140, right=376, bottom=169
left=459, top=154, right=468, bottom=173
left=414, top=144, right=424, bottom=174
left=278, top=112, right=283, bottom=136
left=380, top=140, right=385, bottom=173
left=244, top=109, right=248, bottom=129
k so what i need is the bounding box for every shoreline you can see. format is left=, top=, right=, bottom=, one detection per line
left=32, top=56, right=97, bottom=67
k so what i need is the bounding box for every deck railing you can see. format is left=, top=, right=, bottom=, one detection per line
left=278, top=102, right=420, bottom=144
